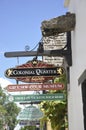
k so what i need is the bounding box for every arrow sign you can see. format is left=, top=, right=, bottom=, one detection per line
left=6, top=83, right=64, bottom=92
left=7, top=93, right=65, bottom=102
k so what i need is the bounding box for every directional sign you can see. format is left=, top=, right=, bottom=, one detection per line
left=6, top=83, right=64, bottom=92
left=7, top=93, right=65, bottom=102
left=5, top=60, right=65, bottom=83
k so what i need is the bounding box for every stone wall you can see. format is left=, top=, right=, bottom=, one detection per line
left=43, top=33, right=66, bottom=66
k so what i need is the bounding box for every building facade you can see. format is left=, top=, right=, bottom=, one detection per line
left=65, top=0, right=86, bottom=130
left=41, top=0, right=86, bottom=129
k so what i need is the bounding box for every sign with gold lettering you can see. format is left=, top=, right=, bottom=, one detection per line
left=5, top=60, right=65, bottom=83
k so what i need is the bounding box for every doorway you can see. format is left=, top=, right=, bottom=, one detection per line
left=82, top=79, right=86, bottom=130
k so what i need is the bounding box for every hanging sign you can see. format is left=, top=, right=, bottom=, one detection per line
left=17, top=105, right=43, bottom=121
left=6, top=83, right=64, bottom=92
left=7, top=93, right=65, bottom=102
left=5, top=60, right=65, bottom=83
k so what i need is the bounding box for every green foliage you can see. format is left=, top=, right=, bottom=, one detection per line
left=0, top=86, right=6, bottom=105
left=40, top=100, right=67, bottom=130
left=20, top=126, right=36, bottom=130
left=0, top=86, right=21, bottom=130
left=40, top=74, right=68, bottom=130
left=54, top=74, right=67, bottom=87
left=4, top=102, right=21, bottom=130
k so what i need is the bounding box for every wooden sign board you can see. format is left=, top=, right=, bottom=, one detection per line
left=6, top=83, right=64, bottom=92
left=5, top=60, right=65, bottom=83
left=7, top=93, right=65, bottom=102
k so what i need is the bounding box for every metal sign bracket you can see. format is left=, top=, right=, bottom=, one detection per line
left=4, top=32, right=72, bottom=66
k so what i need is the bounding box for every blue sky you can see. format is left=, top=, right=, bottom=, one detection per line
left=0, top=0, right=67, bottom=83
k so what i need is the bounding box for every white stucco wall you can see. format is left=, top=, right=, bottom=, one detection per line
left=67, top=0, right=86, bottom=130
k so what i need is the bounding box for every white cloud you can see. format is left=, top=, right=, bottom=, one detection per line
left=0, top=77, right=13, bottom=88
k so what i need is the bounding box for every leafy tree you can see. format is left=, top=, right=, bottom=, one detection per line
left=40, top=74, right=68, bottom=130
left=4, top=102, right=21, bottom=130
left=0, top=86, right=7, bottom=129
left=0, top=86, right=6, bottom=105
left=0, top=86, right=21, bottom=130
